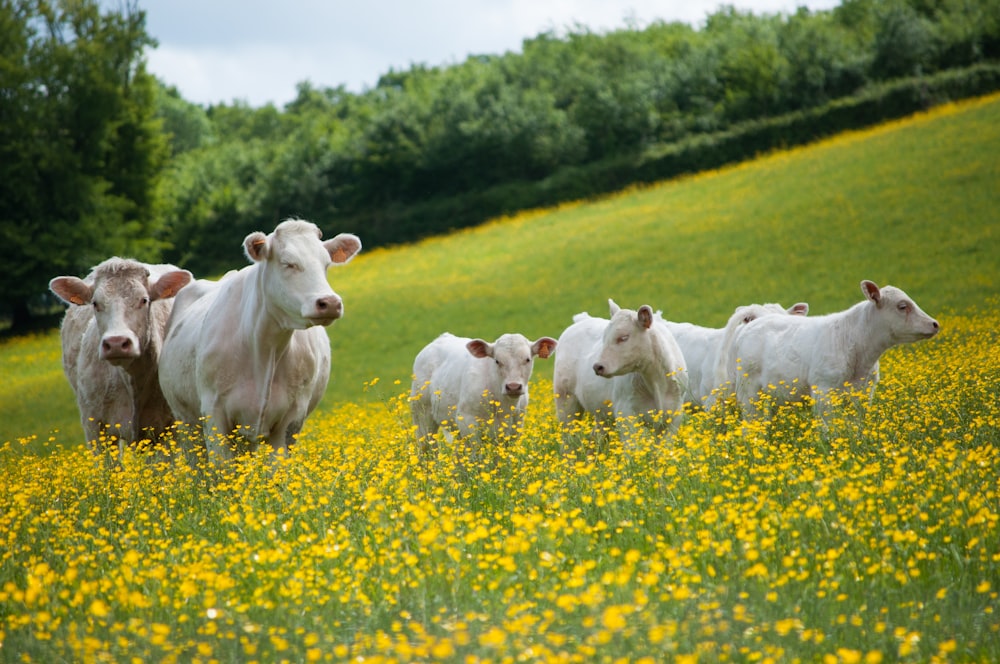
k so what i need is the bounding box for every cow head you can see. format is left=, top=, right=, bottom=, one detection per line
left=593, top=300, right=655, bottom=378
left=244, top=219, right=362, bottom=329
left=467, top=333, right=557, bottom=398
left=50, top=259, right=192, bottom=367
left=732, top=301, right=809, bottom=326
left=861, top=280, right=940, bottom=342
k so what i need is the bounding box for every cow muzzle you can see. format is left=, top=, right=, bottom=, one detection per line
left=101, top=335, right=141, bottom=364
left=304, top=295, right=343, bottom=325
left=504, top=382, right=524, bottom=397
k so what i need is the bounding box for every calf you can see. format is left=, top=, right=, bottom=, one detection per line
left=49, top=259, right=193, bottom=457
left=663, top=301, right=808, bottom=407
left=159, top=219, right=361, bottom=460
left=410, top=332, right=557, bottom=445
left=729, top=280, right=939, bottom=415
left=554, top=300, right=688, bottom=437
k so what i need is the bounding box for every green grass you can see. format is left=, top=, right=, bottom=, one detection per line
left=1, top=93, right=999, bottom=445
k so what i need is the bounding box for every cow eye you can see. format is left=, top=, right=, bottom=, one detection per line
left=140, top=296, right=150, bottom=307
left=617, top=334, right=629, bottom=344
left=282, top=261, right=300, bottom=271
left=92, top=301, right=102, bottom=312
left=897, top=301, right=911, bottom=312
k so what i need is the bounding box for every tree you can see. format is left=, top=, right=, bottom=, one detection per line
left=155, top=82, right=215, bottom=155
left=0, top=0, right=166, bottom=332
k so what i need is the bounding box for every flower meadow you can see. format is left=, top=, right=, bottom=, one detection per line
left=1, top=307, right=997, bottom=664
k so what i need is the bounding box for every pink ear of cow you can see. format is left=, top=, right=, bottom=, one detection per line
left=533, top=337, right=557, bottom=359
left=789, top=302, right=809, bottom=316
left=638, top=305, right=654, bottom=329
left=150, top=270, right=193, bottom=301
left=327, top=233, right=362, bottom=264
left=49, top=277, right=93, bottom=306
left=861, top=280, right=882, bottom=305
left=466, top=339, right=492, bottom=358
left=243, top=231, right=269, bottom=262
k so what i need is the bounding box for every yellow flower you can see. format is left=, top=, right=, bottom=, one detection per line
left=88, top=599, right=110, bottom=618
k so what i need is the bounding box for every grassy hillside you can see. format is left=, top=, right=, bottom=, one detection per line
left=2, top=92, right=998, bottom=446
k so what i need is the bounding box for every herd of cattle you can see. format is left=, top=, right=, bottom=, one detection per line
left=49, top=218, right=941, bottom=461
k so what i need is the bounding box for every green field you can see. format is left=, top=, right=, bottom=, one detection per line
left=0, top=94, right=998, bottom=662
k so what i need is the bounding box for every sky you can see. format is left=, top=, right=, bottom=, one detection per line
left=138, top=0, right=843, bottom=108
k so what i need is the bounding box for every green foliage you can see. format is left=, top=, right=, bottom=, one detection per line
left=154, top=82, right=214, bottom=155
left=0, top=0, right=167, bottom=329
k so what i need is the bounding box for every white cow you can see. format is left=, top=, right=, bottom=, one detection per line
left=410, top=332, right=557, bottom=445
left=663, top=301, right=808, bottom=407
left=159, top=219, right=361, bottom=459
left=49, top=258, right=193, bottom=457
left=554, top=300, right=688, bottom=437
left=729, top=280, right=939, bottom=415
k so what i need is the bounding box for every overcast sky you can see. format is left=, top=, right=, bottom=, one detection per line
left=138, top=0, right=842, bottom=108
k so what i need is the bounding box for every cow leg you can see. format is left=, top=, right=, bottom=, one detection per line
left=410, top=389, right=440, bottom=454
left=554, top=391, right=584, bottom=428
left=202, top=407, right=235, bottom=464
left=266, top=418, right=303, bottom=461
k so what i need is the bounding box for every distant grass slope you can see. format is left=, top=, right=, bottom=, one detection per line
left=2, top=93, right=998, bottom=446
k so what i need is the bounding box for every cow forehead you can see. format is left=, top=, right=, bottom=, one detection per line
left=272, top=228, right=329, bottom=265
left=756, top=303, right=789, bottom=315
left=92, top=261, right=150, bottom=298
left=880, top=286, right=907, bottom=301
left=605, top=309, right=637, bottom=334
left=493, top=334, right=532, bottom=358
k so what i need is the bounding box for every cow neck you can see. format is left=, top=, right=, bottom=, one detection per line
left=118, top=311, right=167, bottom=439
left=833, top=300, right=891, bottom=384
left=242, top=264, right=295, bottom=437
left=636, top=327, right=678, bottom=410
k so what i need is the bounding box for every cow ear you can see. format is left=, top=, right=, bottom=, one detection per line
left=788, top=302, right=809, bottom=316
left=244, top=231, right=269, bottom=262
left=49, top=277, right=93, bottom=306
left=532, top=337, right=557, bottom=359
left=608, top=299, right=620, bottom=316
left=861, top=280, right=882, bottom=306
left=638, top=305, right=654, bottom=329
left=150, top=270, right=193, bottom=301
left=327, top=233, right=362, bottom=264
left=466, top=339, right=493, bottom=359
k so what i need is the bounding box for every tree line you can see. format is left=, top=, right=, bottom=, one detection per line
left=2, top=0, right=999, bottom=331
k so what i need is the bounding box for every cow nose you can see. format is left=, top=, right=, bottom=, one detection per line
left=593, top=363, right=605, bottom=376
left=315, top=295, right=342, bottom=319
left=505, top=382, right=523, bottom=395
left=102, top=335, right=133, bottom=356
